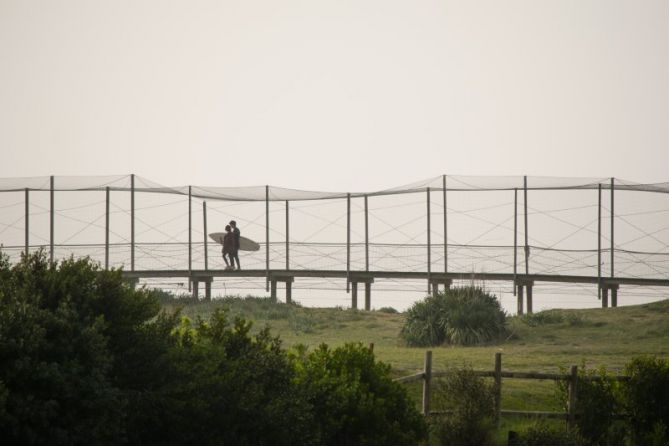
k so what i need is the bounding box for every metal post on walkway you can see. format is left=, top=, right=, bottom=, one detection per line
left=513, top=188, right=517, bottom=296
left=346, top=193, right=351, bottom=293
left=24, top=188, right=29, bottom=255
left=598, top=184, right=602, bottom=299
left=427, top=187, right=431, bottom=294
left=188, top=185, right=192, bottom=272
left=266, top=185, right=270, bottom=292
left=203, top=201, right=208, bottom=270
left=105, top=186, right=110, bottom=270
left=523, top=176, right=529, bottom=275
left=131, top=174, right=135, bottom=271
left=285, top=200, right=290, bottom=270
left=364, top=194, right=369, bottom=272
left=443, top=175, right=447, bottom=274
left=50, top=175, right=54, bottom=263
left=610, top=178, right=615, bottom=278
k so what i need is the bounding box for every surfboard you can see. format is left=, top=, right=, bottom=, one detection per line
left=209, top=232, right=261, bottom=252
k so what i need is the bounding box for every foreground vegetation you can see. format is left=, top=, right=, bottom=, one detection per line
left=0, top=253, right=425, bottom=445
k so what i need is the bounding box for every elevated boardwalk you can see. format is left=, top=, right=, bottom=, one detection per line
left=122, top=269, right=669, bottom=313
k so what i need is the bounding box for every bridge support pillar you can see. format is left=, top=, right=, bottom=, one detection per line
left=124, top=277, right=139, bottom=290
left=269, top=275, right=295, bottom=304
left=515, top=279, right=534, bottom=315
left=349, top=277, right=374, bottom=310
left=191, top=276, right=213, bottom=301
left=601, top=283, right=619, bottom=308
left=429, top=279, right=452, bottom=297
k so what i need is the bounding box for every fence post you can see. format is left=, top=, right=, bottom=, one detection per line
left=203, top=201, right=208, bottom=270
left=494, top=352, right=502, bottom=427
left=568, top=365, right=578, bottom=428
left=24, top=188, right=29, bottom=256
left=50, top=175, right=54, bottom=263
left=422, top=350, right=433, bottom=416
left=105, top=186, right=110, bottom=269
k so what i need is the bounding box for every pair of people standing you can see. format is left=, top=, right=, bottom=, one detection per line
left=222, top=220, right=241, bottom=270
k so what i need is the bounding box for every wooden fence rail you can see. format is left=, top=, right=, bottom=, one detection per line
left=393, top=351, right=629, bottom=427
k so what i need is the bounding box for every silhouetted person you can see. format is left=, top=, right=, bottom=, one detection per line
left=229, top=220, right=241, bottom=270
left=222, top=224, right=234, bottom=270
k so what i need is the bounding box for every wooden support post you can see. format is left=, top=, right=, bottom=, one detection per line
left=568, top=365, right=578, bottom=428
left=513, top=188, right=517, bottom=296
left=131, top=174, right=135, bottom=271
left=204, top=280, right=211, bottom=301
left=611, top=286, right=618, bottom=307
left=105, top=187, right=110, bottom=269
left=427, top=187, right=431, bottom=293
left=188, top=186, right=192, bottom=272
left=422, top=351, right=433, bottom=416
left=346, top=193, right=351, bottom=293
left=524, top=176, right=529, bottom=275
left=369, top=343, right=374, bottom=353
left=351, top=281, right=358, bottom=309
left=602, top=287, right=609, bottom=308
left=203, top=201, right=208, bottom=270
left=443, top=175, right=447, bottom=274
left=431, top=281, right=439, bottom=297
left=610, top=178, right=615, bottom=278
left=364, top=194, right=369, bottom=272
left=50, top=175, right=54, bottom=263
left=494, top=352, right=502, bottom=427
left=598, top=184, right=602, bottom=300
left=364, top=282, right=371, bottom=311
left=285, top=200, right=290, bottom=270
left=266, top=185, right=270, bottom=292
left=24, top=188, right=29, bottom=256
left=527, top=284, right=533, bottom=314
left=270, top=279, right=277, bottom=302
left=286, top=279, right=292, bottom=304
left=192, top=279, right=199, bottom=300
left=517, top=284, right=524, bottom=315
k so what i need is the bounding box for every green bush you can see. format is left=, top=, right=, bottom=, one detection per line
left=401, top=286, right=507, bottom=346
left=293, top=343, right=427, bottom=446
left=512, top=423, right=586, bottom=446
left=623, top=356, right=669, bottom=444
left=377, top=306, right=399, bottom=314
left=431, top=368, right=496, bottom=446
left=555, top=363, right=623, bottom=446
left=521, top=310, right=565, bottom=327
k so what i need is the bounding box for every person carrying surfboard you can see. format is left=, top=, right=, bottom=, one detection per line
left=222, top=224, right=235, bottom=270
left=229, top=220, right=241, bottom=270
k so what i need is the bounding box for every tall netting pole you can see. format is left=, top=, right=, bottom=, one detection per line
left=610, top=177, right=615, bottom=278
left=346, top=193, right=351, bottom=293
left=50, top=175, right=54, bottom=263
left=203, top=201, right=208, bottom=271
left=443, top=175, right=447, bottom=274
left=285, top=200, right=290, bottom=270
left=513, top=188, right=517, bottom=295
left=427, top=187, right=431, bottom=293
left=364, top=195, right=369, bottom=272
left=188, top=186, right=192, bottom=272
left=24, top=188, right=29, bottom=256
left=130, top=174, right=135, bottom=272
left=598, top=184, right=602, bottom=299
left=105, top=186, right=110, bottom=270
left=523, top=176, right=529, bottom=275
left=265, top=185, right=270, bottom=292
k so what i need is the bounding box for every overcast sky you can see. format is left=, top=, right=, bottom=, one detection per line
left=1, top=0, right=668, bottom=191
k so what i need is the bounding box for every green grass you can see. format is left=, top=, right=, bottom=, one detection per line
left=160, top=294, right=669, bottom=442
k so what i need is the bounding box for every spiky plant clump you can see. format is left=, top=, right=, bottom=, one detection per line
left=401, top=286, right=507, bottom=347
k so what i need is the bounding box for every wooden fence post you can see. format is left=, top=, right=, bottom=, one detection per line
left=494, top=352, right=502, bottom=427
left=568, top=365, right=578, bottom=428
left=422, top=350, right=432, bottom=416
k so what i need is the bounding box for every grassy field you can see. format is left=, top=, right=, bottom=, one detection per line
left=160, top=293, right=669, bottom=440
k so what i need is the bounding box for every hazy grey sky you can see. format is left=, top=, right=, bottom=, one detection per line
left=1, top=0, right=668, bottom=191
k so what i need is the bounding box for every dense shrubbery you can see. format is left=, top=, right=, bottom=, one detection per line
left=555, top=358, right=669, bottom=446
left=511, top=423, right=586, bottom=446
left=430, top=368, right=497, bottom=446
left=0, top=252, right=426, bottom=445
left=401, top=286, right=507, bottom=346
